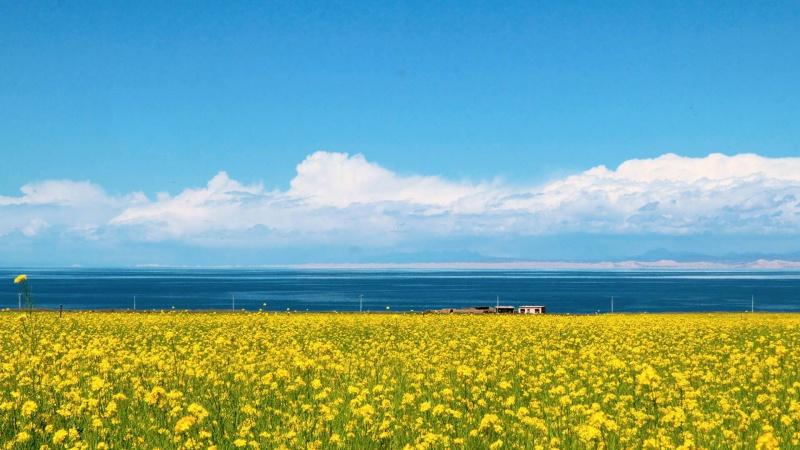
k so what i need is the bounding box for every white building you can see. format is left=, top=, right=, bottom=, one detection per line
left=518, top=305, right=546, bottom=314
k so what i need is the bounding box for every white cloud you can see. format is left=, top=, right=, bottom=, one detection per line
left=0, top=179, right=144, bottom=238
left=2, top=151, right=800, bottom=245
left=592, top=152, right=800, bottom=183
left=503, top=152, right=800, bottom=233
left=110, top=172, right=267, bottom=239
left=288, top=151, right=494, bottom=209
left=0, top=179, right=112, bottom=206
left=21, top=218, right=50, bottom=237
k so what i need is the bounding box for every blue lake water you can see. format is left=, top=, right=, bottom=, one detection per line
left=1, top=268, right=800, bottom=313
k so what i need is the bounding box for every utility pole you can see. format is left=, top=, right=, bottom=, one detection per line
left=611, top=296, right=614, bottom=313
left=496, top=295, right=500, bottom=308
left=133, top=295, right=136, bottom=311
left=232, top=295, right=235, bottom=312
left=18, top=293, right=21, bottom=310
left=359, top=294, right=363, bottom=312
left=751, top=295, right=754, bottom=313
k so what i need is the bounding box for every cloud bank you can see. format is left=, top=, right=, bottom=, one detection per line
left=2, top=152, right=800, bottom=256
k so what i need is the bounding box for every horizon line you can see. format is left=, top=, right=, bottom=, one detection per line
left=5, top=258, right=800, bottom=271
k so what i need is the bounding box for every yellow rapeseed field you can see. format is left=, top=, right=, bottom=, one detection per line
left=1, top=312, right=798, bottom=449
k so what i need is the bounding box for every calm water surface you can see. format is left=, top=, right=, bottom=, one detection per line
left=1, top=268, right=799, bottom=313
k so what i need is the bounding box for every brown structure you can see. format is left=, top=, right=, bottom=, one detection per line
left=518, top=305, right=546, bottom=314
left=431, top=306, right=492, bottom=314
left=429, top=305, right=545, bottom=314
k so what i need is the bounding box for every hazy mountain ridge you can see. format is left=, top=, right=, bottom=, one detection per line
left=291, top=259, right=800, bottom=270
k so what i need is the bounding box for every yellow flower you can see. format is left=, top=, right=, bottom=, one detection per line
left=636, top=365, right=661, bottom=388
left=14, top=274, right=27, bottom=284
left=756, top=432, right=779, bottom=450
left=21, top=400, right=38, bottom=417
left=52, top=429, right=68, bottom=445
left=145, top=386, right=167, bottom=405
left=479, top=413, right=502, bottom=433
left=16, top=431, right=31, bottom=443
left=175, top=415, right=197, bottom=433
left=90, top=376, right=106, bottom=391
left=576, top=424, right=602, bottom=443
left=0, top=310, right=797, bottom=448
left=187, top=403, right=209, bottom=420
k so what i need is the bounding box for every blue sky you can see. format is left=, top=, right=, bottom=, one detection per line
left=1, top=1, right=800, bottom=265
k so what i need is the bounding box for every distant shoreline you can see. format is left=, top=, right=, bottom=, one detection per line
left=5, top=259, right=800, bottom=271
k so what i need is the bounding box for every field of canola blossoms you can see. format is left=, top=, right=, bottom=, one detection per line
left=1, top=312, right=799, bottom=450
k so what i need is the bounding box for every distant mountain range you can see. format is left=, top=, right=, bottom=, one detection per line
left=283, top=247, right=800, bottom=269
left=629, top=248, right=800, bottom=263
left=280, top=248, right=800, bottom=270
left=291, top=259, right=800, bottom=270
